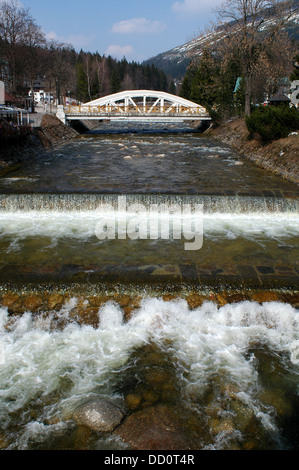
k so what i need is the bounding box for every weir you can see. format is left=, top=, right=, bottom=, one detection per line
left=0, top=192, right=297, bottom=291
left=0, top=193, right=298, bottom=213
left=0, top=124, right=298, bottom=451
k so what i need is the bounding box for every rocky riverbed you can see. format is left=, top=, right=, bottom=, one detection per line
left=1, top=288, right=298, bottom=322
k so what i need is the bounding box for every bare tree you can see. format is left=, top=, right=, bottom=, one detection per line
left=22, top=18, right=46, bottom=112
left=47, top=41, right=74, bottom=105
left=121, top=72, right=134, bottom=91
left=215, top=0, right=298, bottom=115
left=81, top=53, right=97, bottom=101
left=94, top=55, right=111, bottom=97
left=0, top=0, right=34, bottom=92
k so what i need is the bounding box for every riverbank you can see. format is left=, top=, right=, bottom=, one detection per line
left=0, top=114, right=78, bottom=173
left=204, top=117, right=299, bottom=184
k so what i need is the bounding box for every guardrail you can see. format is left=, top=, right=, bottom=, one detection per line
left=64, top=105, right=208, bottom=116
left=0, top=106, right=30, bottom=126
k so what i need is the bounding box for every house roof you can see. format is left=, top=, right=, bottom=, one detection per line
left=268, top=92, right=291, bottom=102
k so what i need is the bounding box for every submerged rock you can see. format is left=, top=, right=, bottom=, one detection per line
left=1, top=293, right=23, bottom=312
left=48, top=293, right=64, bottom=310
left=0, top=433, right=9, bottom=450
left=230, top=400, right=255, bottom=432
left=115, top=404, right=192, bottom=450
left=125, top=394, right=142, bottom=410
left=72, top=397, right=126, bottom=432
left=210, top=417, right=235, bottom=436
left=22, top=294, right=44, bottom=312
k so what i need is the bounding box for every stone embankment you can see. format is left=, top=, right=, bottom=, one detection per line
left=35, top=114, right=78, bottom=148
left=0, top=114, right=78, bottom=172
left=204, top=117, right=299, bottom=184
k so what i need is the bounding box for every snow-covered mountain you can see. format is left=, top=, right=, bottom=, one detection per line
left=143, top=4, right=299, bottom=79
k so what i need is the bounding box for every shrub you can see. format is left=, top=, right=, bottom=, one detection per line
left=246, top=105, right=299, bottom=142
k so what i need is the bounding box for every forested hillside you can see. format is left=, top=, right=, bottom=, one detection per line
left=0, top=0, right=174, bottom=108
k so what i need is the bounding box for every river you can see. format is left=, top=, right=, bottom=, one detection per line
left=0, top=122, right=298, bottom=450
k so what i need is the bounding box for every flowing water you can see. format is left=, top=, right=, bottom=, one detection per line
left=0, top=206, right=297, bottom=268
left=0, top=124, right=298, bottom=195
left=0, top=299, right=299, bottom=450
left=0, top=123, right=298, bottom=450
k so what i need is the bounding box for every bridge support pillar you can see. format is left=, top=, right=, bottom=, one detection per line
left=56, top=105, right=66, bottom=124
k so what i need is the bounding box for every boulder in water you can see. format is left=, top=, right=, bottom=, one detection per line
left=72, top=397, right=126, bottom=432
left=114, top=404, right=192, bottom=450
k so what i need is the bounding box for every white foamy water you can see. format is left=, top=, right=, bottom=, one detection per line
left=2, top=178, right=38, bottom=184
left=203, top=213, right=299, bottom=239
left=0, top=211, right=298, bottom=241
left=0, top=298, right=298, bottom=449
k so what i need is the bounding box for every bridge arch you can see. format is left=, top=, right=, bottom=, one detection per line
left=57, top=89, right=211, bottom=124
left=83, top=89, right=208, bottom=115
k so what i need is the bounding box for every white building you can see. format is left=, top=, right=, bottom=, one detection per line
left=29, top=89, right=54, bottom=104
left=28, top=89, right=44, bottom=103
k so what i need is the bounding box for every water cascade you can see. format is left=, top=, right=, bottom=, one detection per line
left=0, top=193, right=298, bottom=213
left=0, top=126, right=298, bottom=450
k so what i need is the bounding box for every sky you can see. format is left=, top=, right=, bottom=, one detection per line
left=18, top=0, right=224, bottom=62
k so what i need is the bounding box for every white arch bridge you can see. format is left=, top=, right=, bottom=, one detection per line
left=56, top=90, right=211, bottom=125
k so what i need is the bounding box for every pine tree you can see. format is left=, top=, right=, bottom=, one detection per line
left=76, top=62, right=88, bottom=102
left=180, top=63, right=197, bottom=101
left=110, top=69, right=121, bottom=94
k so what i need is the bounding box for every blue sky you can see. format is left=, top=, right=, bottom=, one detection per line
left=19, top=0, right=223, bottom=62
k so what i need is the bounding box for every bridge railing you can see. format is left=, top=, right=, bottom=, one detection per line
left=64, top=105, right=207, bottom=116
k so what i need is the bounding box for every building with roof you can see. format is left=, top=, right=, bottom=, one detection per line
left=268, top=92, right=291, bottom=107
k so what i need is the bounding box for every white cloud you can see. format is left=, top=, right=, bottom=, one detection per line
left=67, top=33, right=95, bottom=49
left=45, top=31, right=94, bottom=49
left=45, top=31, right=59, bottom=42
left=105, top=44, right=135, bottom=60
left=111, top=18, right=166, bottom=34
left=172, top=0, right=222, bottom=16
